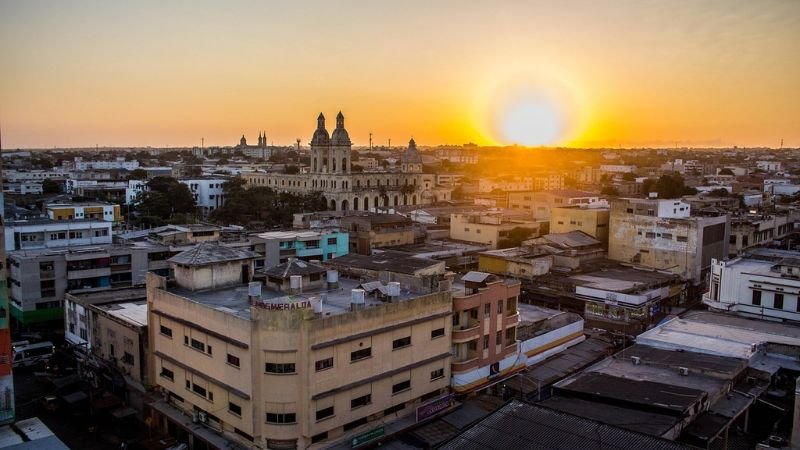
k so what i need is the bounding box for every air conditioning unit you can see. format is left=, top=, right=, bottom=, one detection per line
left=191, top=411, right=199, bottom=423
left=198, top=412, right=207, bottom=424
left=678, top=367, right=689, bottom=376
left=631, top=356, right=641, bottom=365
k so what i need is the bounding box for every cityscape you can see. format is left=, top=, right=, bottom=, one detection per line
left=1, top=1, right=799, bottom=450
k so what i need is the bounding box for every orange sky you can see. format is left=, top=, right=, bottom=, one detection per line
left=1, top=0, right=798, bottom=149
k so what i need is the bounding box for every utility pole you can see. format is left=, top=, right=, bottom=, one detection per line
left=369, top=133, right=373, bottom=150
left=388, top=138, right=391, bottom=149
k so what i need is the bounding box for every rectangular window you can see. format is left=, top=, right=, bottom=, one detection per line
left=384, top=403, right=405, bottom=415
left=192, top=383, right=207, bottom=397
left=392, top=380, right=411, bottom=394
left=122, top=352, right=134, bottom=365
left=484, top=304, right=490, bottom=317
left=316, top=406, right=334, bottom=421
left=677, top=236, right=688, bottom=242
left=752, top=290, right=762, bottom=306
left=265, top=363, right=296, bottom=374
left=160, top=367, right=174, bottom=381
left=645, top=232, right=656, bottom=239
left=315, top=357, right=333, bottom=371
left=430, top=368, right=445, bottom=381
left=266, top=413, right=296, bottom=424
left=431, top=328, right=445, bottom=339
left=775, top=293, right=784, bottom=310
left=312, top=432, right=328, bottom=444
left=327, top=237, right=337, bottom=245
left=483, top=335, right=490, bottom=350
left=160, top=325, right=173, bottom=338
left=343, top=417, right=368, bottom=432
left=496, top=331, right=502, bottom=347
left=393, top=336, right=411, bottom=350
left=497, top=300, right=503, bottom=314
left=351, top=394, right=372, bottom=409
left=351, top=348, right=372, bottom=362
left=229, top=402, right=242, bottom=416
left=227, top=354, right=241, bottom=367
left=190, top=339, right=205, bottom=352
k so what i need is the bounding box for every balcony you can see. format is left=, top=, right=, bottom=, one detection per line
left=39, top=270, right=55, bottom=279
left=504, top=312, right=520, bottom=327
left=67, top=267, right=111, bottom=280
left=452, top=355, right=480, bottom=372
left=111, top=263, right=132, bottom=272
left=452, top=321, right=480, bottom=343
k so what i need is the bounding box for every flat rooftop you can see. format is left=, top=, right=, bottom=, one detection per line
left=67, top=287, right=146, bottom=305
left=517, top=304, right=567, bottom=324
left=325, top=250, right=442, bottom=275
left=566, top=265, right=679, bottom=293
left=167, top=276, right=422, bottom=320
left=256, top=230, right=336, bottom=240
left=97, top=300, right=148, bottom=327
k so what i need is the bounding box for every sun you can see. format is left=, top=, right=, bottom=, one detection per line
left=481, top=70, right=583, bottom=147
left=498, top=93, right=564, bottom=146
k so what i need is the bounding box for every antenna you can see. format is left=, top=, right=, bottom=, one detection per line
left=369, top=133, right=373, bottom=150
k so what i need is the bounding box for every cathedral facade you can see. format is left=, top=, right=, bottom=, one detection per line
left=245, top=112, right=451, bottom=211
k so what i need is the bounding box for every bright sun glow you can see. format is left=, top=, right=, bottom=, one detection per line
left=481, top=69, right=584, bottom=147
left=498, top=93, right=564, bottom=146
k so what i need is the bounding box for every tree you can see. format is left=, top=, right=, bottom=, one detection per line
left=451, top=186, right=464, bottom=200
left=706, top=188, right=730, bottom=197
left=621, top=172, right=637, bottom=181
left=284, top=165, right=300, bottom=174
left=400, top=184, right=416, bottom=195
left=127, top=168, right=148, bottom=180
left=642, top=174, right=696, bottom=198
left=135, top=177, right=196, bottom=226
left=41, top=179, right=61, bottom=194
left=600, top=185, right=619, bottom=196
left=211, top=178, right=327, bottom=227
left=498, top=227, right=536, bottom=249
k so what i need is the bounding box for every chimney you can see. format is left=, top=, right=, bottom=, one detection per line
left=248, top=282, right=262, bottom=305
left=350, top=289, right=365, bottom=311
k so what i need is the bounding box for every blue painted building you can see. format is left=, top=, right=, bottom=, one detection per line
left=255, top=230, right=349, bottom=269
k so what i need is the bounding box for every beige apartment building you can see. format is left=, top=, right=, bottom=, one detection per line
left=507, top=190, right=603, bottom=220
left=550, top=206, right=610, bottom=245
left=449, top=211, right=545, bottom=249
left=147, top=243, right=452, bottom=450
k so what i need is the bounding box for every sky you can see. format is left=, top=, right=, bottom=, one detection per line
left=1, top=0, right=798, bottom=149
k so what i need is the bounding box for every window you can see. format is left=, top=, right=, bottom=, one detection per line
left=316, top=406, right=334, bottom=421
left=775, top=293, right=784, bottom=310
left=122, top=352, right=134, bottom=365
left=484, top=304, right=490, bottom=317
left=265, top=363, right=296, bottom=374
left=192, top=383, right=207, bottom=397
left=327, top=237, right=337, bottom=245
left=311, top=432, right=328, bottom=444
left=160, top=325, right=173, bottom=338
left=315, top=357, right=333, bottom=371
left=227, top=354, right=241, bottom=367
left=752, top=290, right=762, bottom=306
left=497, top=300, right=503, bottom=315
left=496, top=331, right=502, bottom=346
left=393, top=337, right=411, bottom=350
left=430, top=368, right=444, bottom=381
left=483, top=335, right=489, bottom=350
left=431, top=328, right=445, bottom=339
left=662, top=233, right=673, bottom=240
left=351, top=348, right=372, bottom=362
left=677, top=236, right=688, bottom=242
left=392, top=380, right=411, bottom=394
left=344, top=417, right=368, bottom=431
left=645, top=232, right=656, bottom=239
left=190, top=339, right=205, bottom=352
left=351, top=394, right=371, bottom=409
left=160, top=367, right=174, bottom=381
left=229, top=402, right=242, bottom=416
left=266, top=413, right=296, bottom=424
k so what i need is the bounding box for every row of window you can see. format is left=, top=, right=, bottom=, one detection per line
left=752, top=290, right=796, bottom=311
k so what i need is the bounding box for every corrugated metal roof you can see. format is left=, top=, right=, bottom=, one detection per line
left=439, top=400, right=691, bottom=450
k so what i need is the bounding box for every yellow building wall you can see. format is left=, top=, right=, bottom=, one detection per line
left=550, top=208, right=609, bottom=244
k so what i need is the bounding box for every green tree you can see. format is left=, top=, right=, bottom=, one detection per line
left=600, top=185, right=619, bottom=196
left=621, top=172, right=637, bottom=181
left=135, top=177, right=196, bottom=226
left=706, top=188, right=730, bottom=197
left=642, top=174, right=696, bottom=198
left=284, top=165, right=300, bottom=174
left=127, top=168, right=148, bottom=180
left=41, top=179, right=62, bottom=194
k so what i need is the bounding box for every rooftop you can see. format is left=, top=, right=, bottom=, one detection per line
left=439, top=400, right=690, bottom=450
left=324, top=250, right=443, bottom=275
left=6, top=218, right=110, bottom=227
left=262, top=259, right=326, bottom=278
left=256, top=229, right=338, bottom=240
left=168, top=242, right=259, bottom=266
left=66, top=287, right=147, bottom=305
left=96, top=300, right=148, bottom=327
left=167, top=276, right=422, bottom=320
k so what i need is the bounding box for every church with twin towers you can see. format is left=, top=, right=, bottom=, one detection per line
left=245, top=111, right=452, bottom=211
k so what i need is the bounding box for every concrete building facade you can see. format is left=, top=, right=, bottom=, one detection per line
left=550, top=206, right=610, bottom=245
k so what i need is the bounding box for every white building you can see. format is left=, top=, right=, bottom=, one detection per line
left=179, top=177, right=228, bottom=215
left=756, top=161, right=782, bottom=172
left=704, top=251, right=800, bottom=322
left=3, top=182, right=44, bottom=195
left=4, top=219, right=112, bottom=251
left=126, top=179, right=148, bottom=204
left=4, top=169, right=65, bottom=182
left=599, top=164, right=636, bottom=174
left=72, top=157, right=140, bottom=171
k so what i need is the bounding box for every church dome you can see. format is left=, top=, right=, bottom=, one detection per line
left=311, top=113, right=330, bottom=145
left=331, top=127, right=351, bottom=146
left=402, top=138, right=422, bottom=163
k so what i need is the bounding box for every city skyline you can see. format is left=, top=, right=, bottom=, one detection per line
left=1, top=0, right=799, bottom=149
